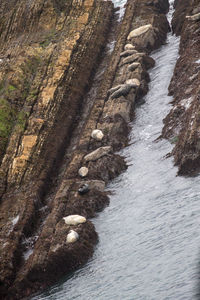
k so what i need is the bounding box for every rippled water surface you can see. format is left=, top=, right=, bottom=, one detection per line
left=32, top=1, right=200, bottom=299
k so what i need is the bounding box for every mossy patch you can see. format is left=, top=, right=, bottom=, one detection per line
left=170, top=136, right=179, bottom=144
left=16, top=110, right=28, bottom=131
left=0, top=54, right=43, bottom=161
left=0, top=98, right=15, bottom=154
left=8, top=84, right=17, bottom=92
left=0, top=80, right=18, bottom=98
left=39, top=30, right=56, bottom=49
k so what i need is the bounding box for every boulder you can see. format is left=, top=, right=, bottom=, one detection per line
left=78, top=166, right=88, bottom=177
left=91, top=129, right=104, bottom=141
left=66, top=230, right=79, bottom=244
left=84, top=146, right=112, bottom=162
left=86, top=180, right=105, bottom=192
left=63, top=215, right=86, bottom=225
left=143, top=55, right=155, bottom=69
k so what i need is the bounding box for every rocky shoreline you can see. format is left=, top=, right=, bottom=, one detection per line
left=162, top=0, right=200, bottom=175
left=0, top=0, right=191, bottom=298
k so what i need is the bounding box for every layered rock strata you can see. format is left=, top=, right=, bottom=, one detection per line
left=0, top=0, right=113, bottom=298
left=0, top=0, right=169, bottom=298
left=162, top=0, right=200, bottom=175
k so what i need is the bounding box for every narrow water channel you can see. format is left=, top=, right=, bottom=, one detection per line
left=32, top=1, right=200, bottom=299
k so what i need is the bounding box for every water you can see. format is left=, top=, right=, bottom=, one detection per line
left=32, top=1, right=200, bottom=299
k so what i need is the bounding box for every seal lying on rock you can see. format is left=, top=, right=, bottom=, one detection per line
left=63, top=215, right=86, bottom=225
left=124, top=44, right=135, bottom=50
left=66, top=230, right=79, bottom=244
left=128, top=24, right=156, bottom=48
left=77, top=180, right=105, bottom=192
left=91, top=129, right=104, bottom=141
left=78, top=183, right=90, bottom=195
left=128, top=62, right=140, bottom=72
left=84, top=146, right=112, bottom=162
left=126, top=78, right=140, bottom=87
left=186, top=13, right=200, bottom=22
left=121, top=53, right=144, bottom=66
left=108, top=79, right=140, bottom=100
left=107, top=85, right=123, bottom=96
left=128, top=24, right=153, bottom=39
left=110, top=85, right=132, bottom=99
left=120, top=49, right=137, bottom=57
left=78, top=166, right=89, bottom=177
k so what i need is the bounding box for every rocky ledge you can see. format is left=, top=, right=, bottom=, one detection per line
left=0, top=0, right=169, bottom=298
left=162, top=0, right=200, bottom=175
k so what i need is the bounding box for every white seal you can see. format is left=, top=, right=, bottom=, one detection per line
left=91, top=129, right=104, bottom=141
left=66, top=230, right=79, bottom=243
left=63, top=215, right=86, bottom=225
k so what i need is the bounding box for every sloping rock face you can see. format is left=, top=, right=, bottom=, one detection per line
left=0, top=0, right=169, bottom=298
left=0, top=0, right=113, bottom=298
left=162, top=0, right=200, bottom=175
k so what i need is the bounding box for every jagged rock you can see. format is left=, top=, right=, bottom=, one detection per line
left=126, top=78, right=140, bottom=87
left=186, top=13, right=200, bottom=22
left=87, top=180, right=105, bottom=192
left=63, top=215, right=86, bottom=225
left=120, top=49, right=137, bottom=57
left=78, top=184, right=90, bottom=195
left=124, top=44, right=135, bottom=50
left=78, top=167, right=89, bottom=177
left=91, top=129, right=104, bottom=141
left=66, top=230, right=79, bottom=244
left=84, top=146, right=112, bottom=162
left=128, top=62, right=140, bottom=72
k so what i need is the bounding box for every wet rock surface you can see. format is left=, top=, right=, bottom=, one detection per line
left=162, top=0, right=200, bottom=175
left=0, top=0, right=170, bottom=298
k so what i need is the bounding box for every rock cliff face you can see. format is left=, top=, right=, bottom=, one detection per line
left=0, top=0, right=170, bottom=298
left=0, top=0, right=113, bottom=298
left=162, top=0, right=200, bottom=175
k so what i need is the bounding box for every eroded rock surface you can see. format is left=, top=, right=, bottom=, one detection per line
left=0, top=0, right=170, bottom=298
left=162, top=0, right=200, bottom=175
